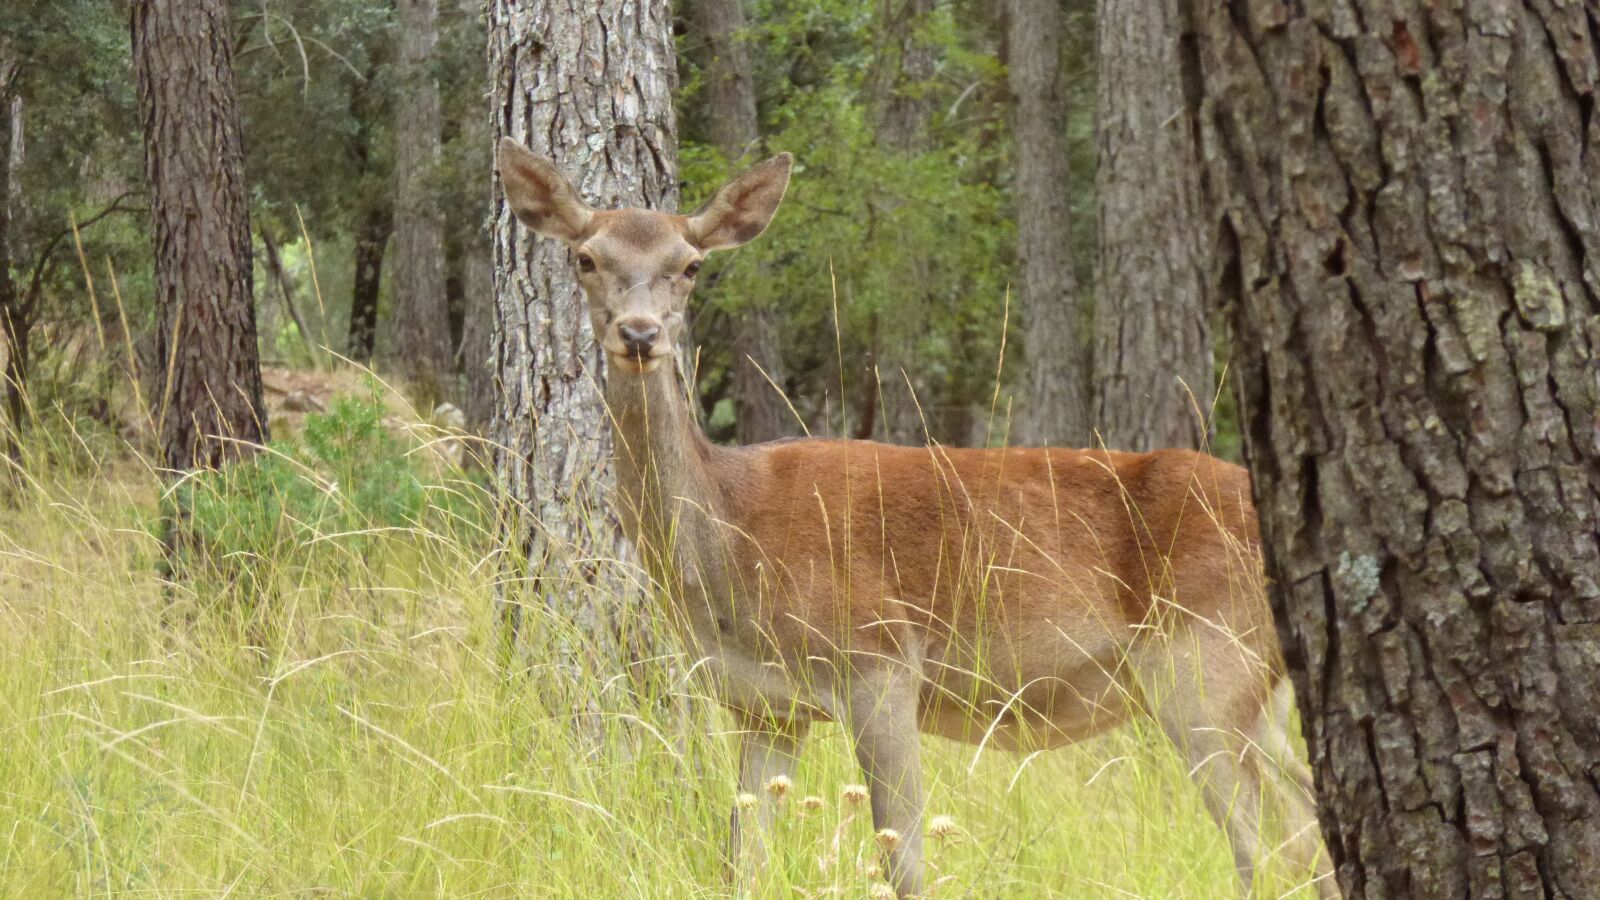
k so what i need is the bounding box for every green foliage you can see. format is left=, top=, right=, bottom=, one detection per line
left=178, top=391, right=428, bottom=575
left=679, top=0, right=1022, bottom=441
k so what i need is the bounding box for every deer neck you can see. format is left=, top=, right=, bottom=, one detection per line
left=606, top=361, right=728, bottom=568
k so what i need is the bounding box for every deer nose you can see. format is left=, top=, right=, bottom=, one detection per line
left=617, top=320, right=661, bottom=358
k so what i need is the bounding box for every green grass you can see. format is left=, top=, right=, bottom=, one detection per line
left=0, top=399, right=1322, bottom=899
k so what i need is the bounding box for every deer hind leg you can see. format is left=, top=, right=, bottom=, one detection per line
left=1149, top=635, right=1337, bottom=899
left=727, top=713, right=810, bottom=887
left=1254, top=678, right=1339, bottom=899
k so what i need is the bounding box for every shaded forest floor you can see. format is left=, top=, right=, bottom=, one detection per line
left=1, top=367, right=1319, bottom=898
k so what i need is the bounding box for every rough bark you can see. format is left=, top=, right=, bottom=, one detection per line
left=1008, top=0, right=1086, bottom=447
left=387, top=0, right=453, bottom=404
left=1186, top=1, right=1600, bottom=896
left=1090, top=0, right=1211, bottom=452
left=487, top=0, right=678, bottom=671
left=133, top=0, right=267, bottom=471
left=868, top=0, right=938, bottom=444
left=690, top=0, right=790, bottom=443
left=347, top=202, right=391, bottom=363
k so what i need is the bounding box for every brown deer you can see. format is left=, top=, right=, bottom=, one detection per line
left=496, top=138, right=1336, bottom=899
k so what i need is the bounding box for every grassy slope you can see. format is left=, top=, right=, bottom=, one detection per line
left=0, top=407, right=1322, bottom=899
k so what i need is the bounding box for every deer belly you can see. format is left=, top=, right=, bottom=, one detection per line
left=917, top=649, right=1135, bottom=751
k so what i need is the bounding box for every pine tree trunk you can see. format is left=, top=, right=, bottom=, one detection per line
left=133, top=0, right=267, bottom=472
left=0, top=61, right=22, bottom=442
left=458, top=238, right=494, bottom=434
left=690, top=0, right=790, bottom=444
left=387, top=0, right=452, bottom=405
left=868, top=0, right=937, bottom=444
left=1091, top=0, right=1211, bottom=453
left=1008, top=0, right=1086, bottom=447
left=487, top=0, right=678, bottom=671
left=1187, top=2, right=1600, bottom=896
left=347, top=202, right=391, bottom=363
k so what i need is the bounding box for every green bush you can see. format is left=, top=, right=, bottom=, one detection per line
left=178, top=391, right=428, bottom=577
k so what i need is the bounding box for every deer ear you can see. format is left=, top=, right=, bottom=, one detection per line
left=497, top=137, right=594, bottom=243
left=685, top=153, right=792, bottom=251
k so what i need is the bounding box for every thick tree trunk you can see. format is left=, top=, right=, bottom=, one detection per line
left=1091, top=0, right=1210, bottom=452
left=1008, top=0, right=1086, bottom=447
left=133, top=0, right=267, bottom=472
left=487, top=0, right=678, bottom=672
left=1187, top=2, right=1600, bottom=896
left=387, top=0, right=453, bottom=405
left=347, top=202, right=391, bottom=363
left=690, top=0, right=790, bottom=444
left=868, top=0, right=937, bottom=444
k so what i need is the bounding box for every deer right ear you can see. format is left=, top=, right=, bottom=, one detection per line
left=497, top=137, right=594, bottom=243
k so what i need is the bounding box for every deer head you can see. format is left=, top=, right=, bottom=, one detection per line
left=497, top=138, right=792, bottom=375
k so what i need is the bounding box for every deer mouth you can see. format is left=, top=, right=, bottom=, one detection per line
left=607, top=349, right=665, bottom=374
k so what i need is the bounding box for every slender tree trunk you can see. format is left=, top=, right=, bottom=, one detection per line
left=1007, top=0, right=1085, bottom=448
left=1090, top=0, right=1210, bottom=452
left=458, top=237, right=493, bottom=434
left=868, top=0, right=937, bottom=444
left=259, top=226, right=314, bottom=359
left=0, top=63, right=22, bottom=446
left=690, top=0, right=790, bottom=443
left=387, top=0, right=452, bottom=404
left=133, top=0, right=267, bottom=472
left=347, top=202, right=391, bottom=363
left=487, top=0, right=678, bottom=674
left=1187, top=2, right=1600, bottom=896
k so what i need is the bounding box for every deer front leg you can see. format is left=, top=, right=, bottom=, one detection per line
left=843, top=664, right=925, bottom=898
left=727, top=713, right=809, bottom=888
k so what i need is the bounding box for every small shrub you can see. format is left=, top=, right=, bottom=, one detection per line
left=175, top=391, right=428, bottom=589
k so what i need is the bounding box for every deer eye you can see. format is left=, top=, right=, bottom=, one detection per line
left=683, top=260, right=702, bottom=278
left=577, top=253, right=596, bottom=273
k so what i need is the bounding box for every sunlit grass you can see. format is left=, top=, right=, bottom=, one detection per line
left=0, top=398, right=1321, bottom=898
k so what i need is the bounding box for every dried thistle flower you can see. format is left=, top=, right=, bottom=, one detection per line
left=928, top=814, right=958, bottom=840
left=868, top=884, right=896, bottom=899
left=842, top=783, right=869, bottom=806
left=764, top=774, right=792, bottom=799
left=874, top=827, right=901, bottom=851
left=735, top=791, right=760, bottom=811
left=801, top=795, right=824, bottom=813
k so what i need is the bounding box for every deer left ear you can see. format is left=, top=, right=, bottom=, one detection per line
left=685, top=153, right=792, bottom=251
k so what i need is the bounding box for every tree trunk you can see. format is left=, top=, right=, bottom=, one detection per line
left=690, top=0, right=790, bottom=444
left=868, top=0, right=937, bottom=444
left=347, top=202, right=391, bottom=363
left=1007, top=0, right=1086, bottom=447
left=458, top=237, right=493, bottom=435
left=868, top=0, right=937, bottom=154
left=487, top=0, right=678, bottom=673
left=1187, top=2, right=1600, bottom=896
left=1090, top=0, right=1210, bottom=453
left=133, top=0, right=267, bottom=472
left=259, top=226, right=315, bottom=359
left=0, top=62, right=22, bottom=445
left=387, top=0, right=452, bottom=405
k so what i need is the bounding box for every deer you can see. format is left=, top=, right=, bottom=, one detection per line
left=496, top=138, right=1337, bottom=899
